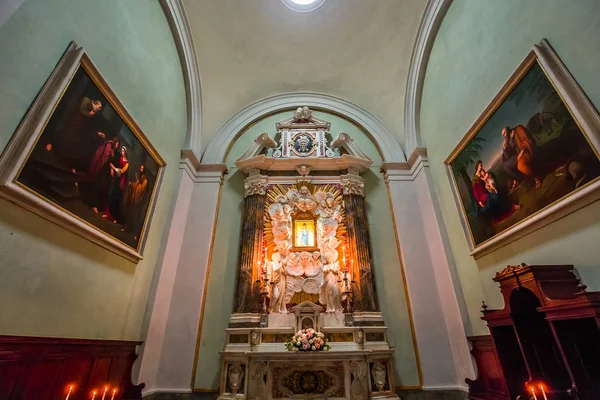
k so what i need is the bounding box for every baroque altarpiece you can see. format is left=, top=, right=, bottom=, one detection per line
left=218, top=108, right=399, bottom=400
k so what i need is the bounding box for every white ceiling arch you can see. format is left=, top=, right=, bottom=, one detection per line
left=201, top=92, right=407, bottom=164
left=160, top=0, right=203, bottom=159
left=404, top=0, right=452, bottom=154
left=162, top=0, right=452, bottom=161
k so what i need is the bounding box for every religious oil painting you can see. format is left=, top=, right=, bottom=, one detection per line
left=294, top=219, right=316, bottom=248
left=0, top=43, right=165, bottom=262
left=446, top=40, right=600, bottom=257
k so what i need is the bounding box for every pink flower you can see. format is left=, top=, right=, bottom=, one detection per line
left=315, top=344, right=321, bottom=349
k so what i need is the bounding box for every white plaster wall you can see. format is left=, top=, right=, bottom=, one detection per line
left=0, top=0, right=187, bottom=341
left=0, top=0, right=25, bottom=29
left=420, top=0, right=600, bottom=336
left=139, top=167, right=193, bottom=392
left=386, top=161, right=473, bottom=390
left=139, top=163, right=224, bottom=394
left=183, top=0, right=427, bottom=151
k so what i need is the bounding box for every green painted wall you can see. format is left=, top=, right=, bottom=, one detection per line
left=193, top=110, right=420, bottom=389
left=420, top=0, right=600, bottom=335
left=0, top=0, right=187, bottom=340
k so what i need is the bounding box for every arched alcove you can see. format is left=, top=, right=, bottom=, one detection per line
left=192, top=106, right=419, bottom=391
left=201, top=92, right=406, bottom=164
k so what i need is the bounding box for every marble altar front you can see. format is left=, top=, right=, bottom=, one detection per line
left=219, top=302, right=398, bottom=400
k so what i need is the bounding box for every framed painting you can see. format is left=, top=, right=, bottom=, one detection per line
left=446, top=39, right=600, bottom=258
left=292, top=211, right=317, bottom=250
left=0, top=42, right=166, bottom=262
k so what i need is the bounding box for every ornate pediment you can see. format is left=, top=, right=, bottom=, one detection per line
left=235, top=107, right=373, bottom=173
left=291, top=301, right=324, bottom=314
left=275, top=106, right=331, bottom=130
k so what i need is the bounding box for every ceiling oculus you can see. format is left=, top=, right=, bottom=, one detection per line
left=281, top=0, right=326, bottom=13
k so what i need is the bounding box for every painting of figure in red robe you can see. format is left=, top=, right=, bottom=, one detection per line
left=449, top=62, right=600, bottom=247
left=17, top=66, right=160, bottom=250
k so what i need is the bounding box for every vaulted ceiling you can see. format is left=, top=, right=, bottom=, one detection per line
left=182, top=0, right=428, bottom=151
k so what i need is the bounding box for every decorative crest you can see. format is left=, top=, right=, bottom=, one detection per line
left=495, top=263, right=528, bottom=278
left=293, top=106, right=313, bottom=121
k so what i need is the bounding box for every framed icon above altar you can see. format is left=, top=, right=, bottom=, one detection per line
left=292, top=212, right=317, bottom=250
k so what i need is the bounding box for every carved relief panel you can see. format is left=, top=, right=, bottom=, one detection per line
left=264, top=183, right=349, bottom=313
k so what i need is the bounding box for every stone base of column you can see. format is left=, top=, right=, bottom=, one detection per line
left=229, top=313, right=262, bottom=328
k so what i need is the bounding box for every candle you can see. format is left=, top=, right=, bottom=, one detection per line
left=91, top=391, right=97, bottom=400
left=531, top=387, right=538, bottom=400
left=65, top=386, right=73, bottom=400
left=101, top=386, right=108, bottom=400
left=540, top=385, right=548, bottom=400
left=110, top=389, right=117, bottom=400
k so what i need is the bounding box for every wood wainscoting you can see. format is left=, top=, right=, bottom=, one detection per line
left=466, top=264, right=600, bottom=400
left=0, top=335, right=144, bottom=400
left=465, top=335, right=509, bottom=400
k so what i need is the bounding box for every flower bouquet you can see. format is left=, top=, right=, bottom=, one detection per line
left=285, top=328, right=331, bottom=352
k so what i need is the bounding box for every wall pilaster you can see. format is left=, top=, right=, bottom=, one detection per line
left=383, top=149, right=473, bottom=391
left=138, top=150, right=226, bottom=394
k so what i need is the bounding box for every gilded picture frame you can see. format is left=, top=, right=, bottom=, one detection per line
left=0, top=42, right=166, bottom=262
left=291, top=211, right=318, bottom=251
left=445, top=39, right=600, bottom=259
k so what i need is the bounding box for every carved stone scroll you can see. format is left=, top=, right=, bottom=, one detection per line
left=244, top=170, right=268, bottom=197
left=370, top=362, right=387, bottom=392
left=341, top=169, right=365, bottom=196
left=350, top=361, right=369, bottom=400
left=248, top=362, right=267, bottom=399
left=227, top=363, right=245, bottom=395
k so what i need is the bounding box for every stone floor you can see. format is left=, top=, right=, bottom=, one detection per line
left=144, top=389, right=467, bottom=400
left=143, top=393, right=218, bottom=400
left=398, top=389, right=468, bottom=400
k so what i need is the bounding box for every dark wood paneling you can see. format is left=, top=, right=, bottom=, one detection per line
left=0, top=336, right=144, bottom=400
left=470, top=264, right=600, bottom=400
left=465, top=335, right=509, bottom=400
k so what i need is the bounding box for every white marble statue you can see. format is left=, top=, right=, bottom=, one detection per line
left=319, top=254, right=344, bottom=313
left=269, top=250, right=288, bottom=314
left=267, top=187, right=346, bottom=313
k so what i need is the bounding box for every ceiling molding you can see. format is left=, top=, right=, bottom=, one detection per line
left=201, top=92, right=407, bottom=164
left=160, top=0, right=203, bottom=159
left=404, top=0, right=452, bottom=155
left=0, top=0, right=27, bottom=30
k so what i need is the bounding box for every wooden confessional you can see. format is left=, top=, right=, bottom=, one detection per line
left=466, top=264, right=600, bottom=400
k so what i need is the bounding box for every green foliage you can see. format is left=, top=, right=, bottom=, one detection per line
left=453, top=136, right=487, bottom=173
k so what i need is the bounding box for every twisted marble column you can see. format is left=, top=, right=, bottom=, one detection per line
left=234, top=171, right=267, bottom=314
left=342, top=171, right=378, bottom=312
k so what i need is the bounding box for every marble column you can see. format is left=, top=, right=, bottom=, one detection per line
left=342, top=169, right=378, bottom=312
left=234, top=170, right=268, bottom=314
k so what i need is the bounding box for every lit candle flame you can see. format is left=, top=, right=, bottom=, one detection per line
left=91, top=390, right=97, bottom=400
left=65, top=386, right=73, bottom=400
left=539, top=385, right=548, bottom=400
left=530, top=387, right=538, bottom=400
left=101, top=386, right=108, bottom=400
left=110, top=388, right=117, bottom=400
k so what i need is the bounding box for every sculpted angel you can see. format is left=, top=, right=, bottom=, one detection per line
left=319, top=252, right=343, bottom=313
left=315, top=192, right=340, bottom=220
left=269, top=251, right=288, bottom=314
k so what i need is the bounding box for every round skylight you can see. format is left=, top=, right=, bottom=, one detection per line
left=281, top=0, right=326, bottom=13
